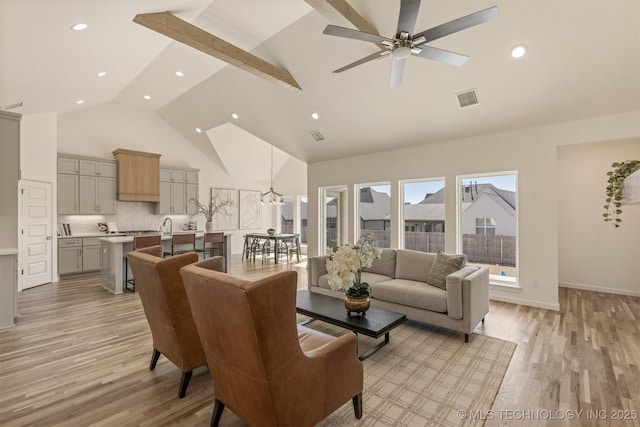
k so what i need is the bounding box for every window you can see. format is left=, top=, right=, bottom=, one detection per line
left=281, top=197, right=294, bottom=234
left=357, top=183, right=390, bottom=248
left=400, top=178, right=445, bottom=253
left=299, top=196, right=307, bottom=245
left=475, top=218, right=496, bottom=235
left=320, top=187, right=347, bottom=253
left=459, top=173, right=517, bottom=285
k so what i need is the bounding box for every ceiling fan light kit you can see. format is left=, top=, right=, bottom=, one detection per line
left=322, top=0, right=499, bottom=86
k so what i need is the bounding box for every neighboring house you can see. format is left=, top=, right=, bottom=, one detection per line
left=359, top=187, right=391, bottom=231
left=361, top=184, right=517, bottom=236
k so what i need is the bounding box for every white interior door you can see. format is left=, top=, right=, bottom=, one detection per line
left=21, top=180, right=53, bottom=289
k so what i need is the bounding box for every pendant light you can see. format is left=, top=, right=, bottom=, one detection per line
left=261, top=145, right=284, bottom=205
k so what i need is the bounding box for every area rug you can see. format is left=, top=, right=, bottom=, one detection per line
left=306, top=319, right=517, bottom=427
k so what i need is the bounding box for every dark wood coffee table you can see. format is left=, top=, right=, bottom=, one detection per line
left=296, top=290, right=407, bottom=360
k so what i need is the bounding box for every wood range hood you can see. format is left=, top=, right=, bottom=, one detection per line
left=112, top=148, right=161, bottom=202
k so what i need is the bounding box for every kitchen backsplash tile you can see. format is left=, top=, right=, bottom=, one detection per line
left=58, top=202, right=198, bottom=235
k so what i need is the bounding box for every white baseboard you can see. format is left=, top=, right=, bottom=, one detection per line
left=560, top=281, right=640, bottom=297
left=489, top=292, right=561, bottom=311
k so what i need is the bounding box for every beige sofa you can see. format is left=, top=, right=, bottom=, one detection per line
left=307, top=249, right=490, bottom=342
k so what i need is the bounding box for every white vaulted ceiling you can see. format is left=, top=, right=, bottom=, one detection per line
left=1, top=0, right=639, bottom=167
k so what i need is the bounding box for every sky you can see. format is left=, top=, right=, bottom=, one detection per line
left=371, top=174, right=517, bottom=204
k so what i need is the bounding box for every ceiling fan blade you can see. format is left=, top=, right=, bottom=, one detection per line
left=133, top=12, right=301, bottom=91
left=396, top=0, right=421, bottom=36
left=323, top=25, right=393, bottom=45
left=413, top=6, right=499, bottom=45
left=390, top=57, right=407, bottom=87
left=333, top=50, right=390, bottom=73
left=413, top=46, right=469, bottom=66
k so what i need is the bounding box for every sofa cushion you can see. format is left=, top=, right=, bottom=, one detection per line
left=318, top=272, right=390, bottom=290
left=372, top=279, right=447, bottom=313
left=362, top=248, right=396, bottom=278
left=426, top=252, right=466, bottom=290
left=394, top=250, right=435, bottom=283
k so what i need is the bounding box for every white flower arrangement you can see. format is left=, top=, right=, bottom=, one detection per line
left=326, top=234, right=382, bottom=297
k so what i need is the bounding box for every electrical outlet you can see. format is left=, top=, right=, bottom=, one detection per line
left=532, top=280, right=540, bottom=288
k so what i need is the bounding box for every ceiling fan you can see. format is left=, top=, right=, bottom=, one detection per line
left=322, top=0, right=499, bottom=86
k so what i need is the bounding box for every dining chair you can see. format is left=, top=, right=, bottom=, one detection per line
left=124, top=234, right=162, bottom=292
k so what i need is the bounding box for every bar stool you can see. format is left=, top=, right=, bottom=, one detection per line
left=198, top=232, right=224, bottom=258
left=164, top=233, right=196, bottom=257
left=124, top=235, right=162, bottom=292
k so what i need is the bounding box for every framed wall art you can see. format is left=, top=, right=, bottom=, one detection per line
left=209, top=188, right=238, bottom=230
left=239, top=190, right=262, bottom=230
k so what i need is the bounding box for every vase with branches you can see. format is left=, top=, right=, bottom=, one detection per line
left=603, top=160, right=640, bottom=227
left=190, top=197, right=235, bottom=232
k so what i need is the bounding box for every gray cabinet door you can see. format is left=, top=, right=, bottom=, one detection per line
left=79, top=159, right=117, bottom=177
left=98, top=177, right=117, bottom=214
left=79, top=176, right=117, bottom=214
left=158, top=181, right=172, bottom=214
left=171, top=182, right=186, bottom=214
left=57, top=157, right=79, bottom=174
left=58, top=174, right=79, bottom=214
left=59, top=247, right=82, bottom=275
left=186, top=184, right=198, bottom=215
left=82, top=245, right=102, bottom=272
left=79, top=176, right=99, bottom=214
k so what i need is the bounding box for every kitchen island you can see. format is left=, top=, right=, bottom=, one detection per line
left=99, top=232, right=232, bottom=294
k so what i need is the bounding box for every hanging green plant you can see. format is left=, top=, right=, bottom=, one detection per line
left=603, top=160, right=640, bottom=227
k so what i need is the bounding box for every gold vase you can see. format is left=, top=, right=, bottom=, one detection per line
left=344, top=295, right=370, bottom=315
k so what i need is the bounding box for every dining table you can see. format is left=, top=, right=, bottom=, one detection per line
left=244, top=233, right=299, bottom=264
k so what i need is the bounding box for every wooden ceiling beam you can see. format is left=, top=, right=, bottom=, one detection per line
left=305, top=0, right=385, bottom=50
left=133, top=12, right=301, bottom=92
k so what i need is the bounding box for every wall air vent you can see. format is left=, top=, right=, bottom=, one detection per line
left=310, top=130, right=325, bottom=141
left=456, top=89, right=479, bottom=108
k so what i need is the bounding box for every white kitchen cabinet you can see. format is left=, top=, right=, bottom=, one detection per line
left=79, top=176, right=117, bottom=214
left=58, top=173, right=79, bottom=214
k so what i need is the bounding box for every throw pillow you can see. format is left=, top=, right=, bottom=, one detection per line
left=426, top=252, right=465, bottom=290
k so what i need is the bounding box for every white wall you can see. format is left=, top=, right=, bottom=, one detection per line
left=558, top=139, right=640, bottom=296
left=307, top=110, right=640, bottom=310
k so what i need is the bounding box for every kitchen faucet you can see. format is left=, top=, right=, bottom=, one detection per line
left=162, top=217, right=173, bottom=235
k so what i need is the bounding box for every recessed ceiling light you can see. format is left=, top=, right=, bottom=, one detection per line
left=76, top=99, right=85, bottom=105
left=71, top=23, right=88, bottom=31
left=143, top=95, right=151, bottom=100
left=96, top=71, right=107, bottom=77
left=231, top=113, right=239, bottom=119
left=195, top=128, right=202, bottom=133
left=511, top=44, right=527, bottom=59
left=311, top=112, right=319, bottom=120
left=175, top=71, right=184, bottom=77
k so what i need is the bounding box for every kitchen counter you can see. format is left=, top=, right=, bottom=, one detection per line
left=100, top=233, right=232, bottom=294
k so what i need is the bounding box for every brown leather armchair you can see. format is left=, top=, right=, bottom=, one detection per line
left=127, top=251, right=219, bottom=398
left=180, top=266, right=364, bottom=427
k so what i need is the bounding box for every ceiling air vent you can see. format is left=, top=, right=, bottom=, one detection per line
left=310, top=130, right=325, bottom=142
left=456, top=89, right=479, bottom=109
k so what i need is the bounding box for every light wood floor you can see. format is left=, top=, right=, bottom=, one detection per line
left=1, top=255, right=638, bottom=426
